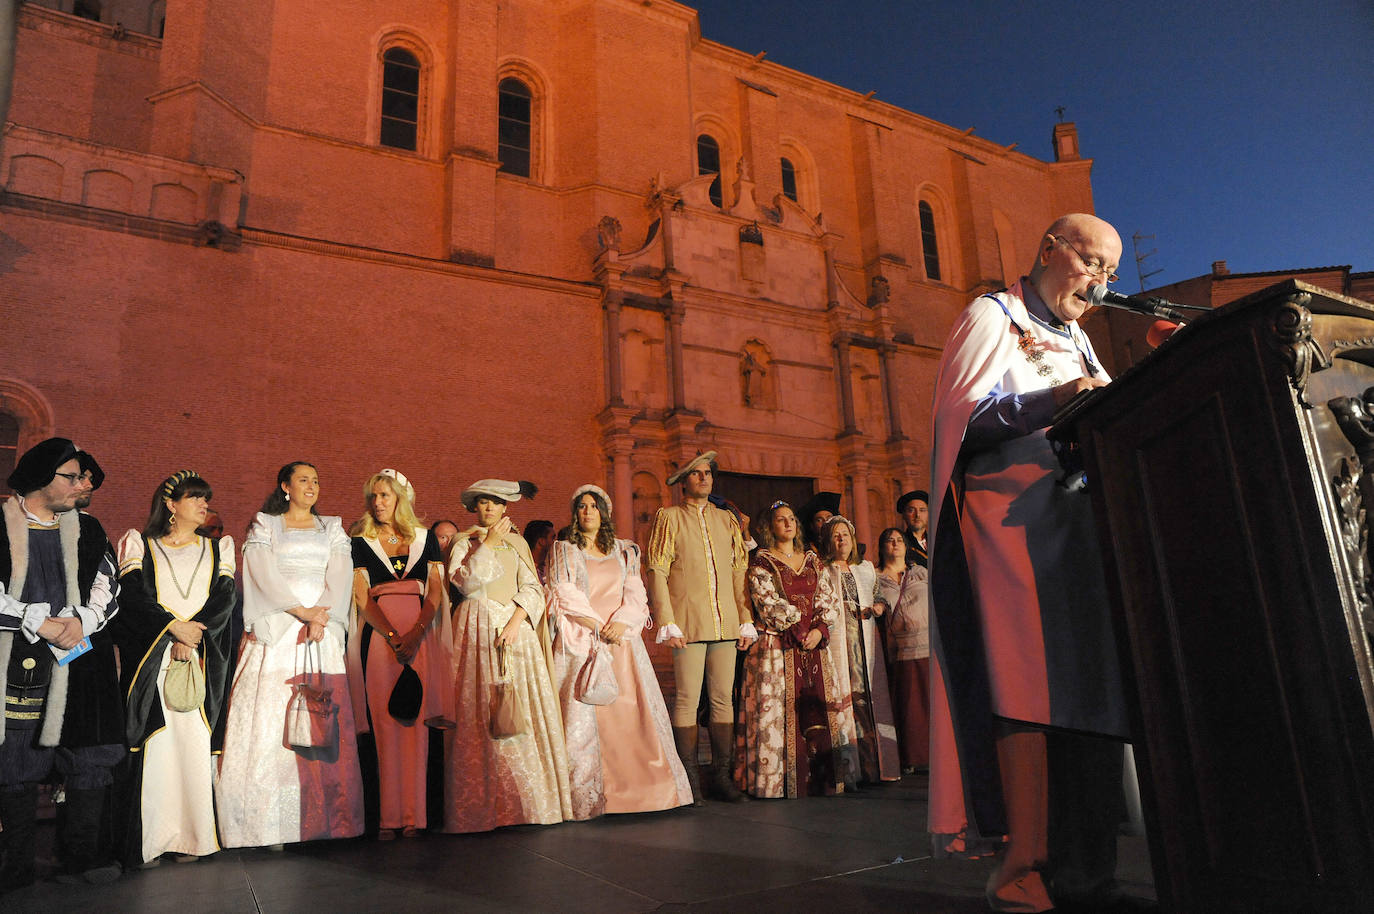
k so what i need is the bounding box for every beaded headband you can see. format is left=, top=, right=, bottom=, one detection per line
left=161, top=469, right=199, bottom=499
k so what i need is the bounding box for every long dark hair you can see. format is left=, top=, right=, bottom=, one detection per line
left=260, top=461, right=319, bottom=515
left=568, top=491, right=616, bottom=554
left=143, top=472, right=213, bottom=538
left=876, top=527, right=907, bottom=569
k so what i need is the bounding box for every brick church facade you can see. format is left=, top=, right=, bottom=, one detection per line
left=1, top=0, right=1099, bottom=546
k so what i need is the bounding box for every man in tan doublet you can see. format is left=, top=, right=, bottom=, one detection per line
left=646, top=451, right=753, bottom=802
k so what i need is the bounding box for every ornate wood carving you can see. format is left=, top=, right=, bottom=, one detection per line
left=1270, top=292, right=1317, bottom=402
left=1327, top=391, right=1374, bottom=635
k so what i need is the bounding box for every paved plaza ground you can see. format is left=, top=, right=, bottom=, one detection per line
left=4, top=774, right=1155, bottom=913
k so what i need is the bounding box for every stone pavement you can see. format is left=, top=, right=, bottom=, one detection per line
left=3, top=775, right=1155, bottom=913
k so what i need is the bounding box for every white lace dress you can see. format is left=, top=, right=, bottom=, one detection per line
left=215, top=513, right=364, bottom=847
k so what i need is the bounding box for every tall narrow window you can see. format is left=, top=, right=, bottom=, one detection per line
left=380, top=48, right=420, bottom=151
left=73, top=1, right=101, bottom=22
left=697, top=134, right=722, bottom=208
left=919, top=201, right=942, bottom=281
left=780, top=158, right=798, bottom=203
left=0, top=412, right=18, bottom=485
left=498, top=79, right=533, bottom=178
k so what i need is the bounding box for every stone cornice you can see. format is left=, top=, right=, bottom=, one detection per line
left=3, top=122, right=242, bottom=184
left=238, top=227, right=602, bottom=298
left=19, top=4, right=161, bottom=59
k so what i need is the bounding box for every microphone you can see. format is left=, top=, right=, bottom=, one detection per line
left=1083, top=284, right=1191, bottom=323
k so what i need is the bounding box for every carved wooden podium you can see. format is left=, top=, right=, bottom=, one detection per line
left=1052, top=280, right=1374, bottom=912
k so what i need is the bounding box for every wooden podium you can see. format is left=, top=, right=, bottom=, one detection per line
left=1052, top=280, right=1374, bottom=912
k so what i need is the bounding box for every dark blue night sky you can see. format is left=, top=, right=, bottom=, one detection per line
left=689, top=0, right=1373, bottom=290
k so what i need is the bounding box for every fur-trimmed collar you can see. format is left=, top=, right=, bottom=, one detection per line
left=0, top=496, right=79, bottom=747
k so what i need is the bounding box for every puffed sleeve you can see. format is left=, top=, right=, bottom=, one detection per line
left=646, top=508, right=676, bottom=630
left=450, top=535, right=503, bottom=595
left=116, top=528, right=146, bottom=576
left=814, top=561, right=841, bottom=629
left=746, top=559, right=801, bottom=634
left=318, top=517, right=353, bottom=639
left=545, top=540, right=596, bottom=653
left=241, top=513, right=306, bottom=643
left=609, top=541, right=650, bottom=630
left=510, top=537, right=545, bottom=625
left=216, top=535, right=237, bottom=579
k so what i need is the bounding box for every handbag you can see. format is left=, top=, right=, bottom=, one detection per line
left=286, top=640, right=340, bottom=753
left=163, top=654, right=205, bottom=712
left=488, top=644, right=526, bottom=739
left=387, top=663, right=423, bottom=725
left=573, top=639, right=619, bottom=706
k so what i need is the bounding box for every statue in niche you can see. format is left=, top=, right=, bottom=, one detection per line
left=596, top=215, right=623, bottom=252
left=867, top=274, right=891, bottom=307
left=740, top=341, right=775, bottom=409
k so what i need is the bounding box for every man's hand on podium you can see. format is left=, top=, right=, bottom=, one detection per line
left=1052, top=376, right=1108, bottom=408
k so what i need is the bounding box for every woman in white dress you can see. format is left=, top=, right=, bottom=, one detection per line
left=216, top=461, right=364, bottom=847
left=115, top=471, right=236, bottom=867
left=444, top=479, right=571, bottom=833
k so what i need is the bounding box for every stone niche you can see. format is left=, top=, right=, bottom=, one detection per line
left=739, top=338, right=777, bottom=410
left=739, top=222, right=765, bottom=283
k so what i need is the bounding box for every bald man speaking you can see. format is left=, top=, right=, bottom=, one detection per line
left=928, top=214, right=1147, bottom=912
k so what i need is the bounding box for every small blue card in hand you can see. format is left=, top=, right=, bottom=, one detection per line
left=51, top=638, right=92, bottom=666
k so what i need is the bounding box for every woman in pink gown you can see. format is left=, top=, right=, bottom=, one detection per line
left=347, top=469, right=452, bottom=838
left=545, top=485, right=693, bottom=819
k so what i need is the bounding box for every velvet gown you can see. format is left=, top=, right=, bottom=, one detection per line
left=115, top=531, right=236, bottom=864
left=735, top=550, right=853, bottom=798
left=349, top=528, right=453, bottom=831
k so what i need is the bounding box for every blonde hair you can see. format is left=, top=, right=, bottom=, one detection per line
left=349, top=473, right=423, bottom=541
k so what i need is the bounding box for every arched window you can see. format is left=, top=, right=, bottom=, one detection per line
left=0, top=412, right=17, bottom=484
left=780, top=158, right=798, bottom=203
left=380, top=47, right=420, bottom=151
left=697, top=134, right=722, bottom=208
left=918, top=201, right=942, bottom=282
left=498, top=78, right=533, bottom=177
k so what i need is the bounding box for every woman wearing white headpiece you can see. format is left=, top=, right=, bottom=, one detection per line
left=347, top=469, right=454, bottom=839
left=821, top=515, right=902, bottom=786
left=546, top=485, right=693, bottom=819
left=443, top=479, right=571, bottom=832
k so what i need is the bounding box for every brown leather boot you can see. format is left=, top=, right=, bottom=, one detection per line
left=672, top=725, right=705, bottom=807
left=707, top=721, right=748, bottom=802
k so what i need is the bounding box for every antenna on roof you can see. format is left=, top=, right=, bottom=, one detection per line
left=1132, top=232, right=1164, bottom=293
